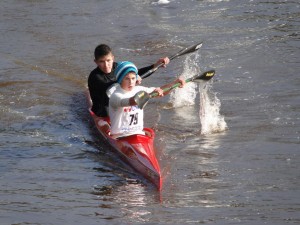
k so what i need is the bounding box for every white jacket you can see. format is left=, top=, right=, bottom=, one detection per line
left=109, top=85, right=155, bottom=138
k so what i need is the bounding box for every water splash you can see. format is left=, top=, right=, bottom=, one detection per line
left=199, top=82, right=227, bottom=135
left=169, top=54, right=227, bottom=134
left=152, top=0, right=171, bottom=5
left=169, top=55, right=199, bottom=107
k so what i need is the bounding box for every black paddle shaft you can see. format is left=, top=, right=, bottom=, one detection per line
left=140, top=42, right=203, bottom=79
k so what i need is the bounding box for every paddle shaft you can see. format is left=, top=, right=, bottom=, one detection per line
left=134, top=70, right=215, bottom=109
left=140, top=42, right=203, bottom=79
left=150, top=75, right=197, bottom=98
left=150, top=70, right=215, bottom=98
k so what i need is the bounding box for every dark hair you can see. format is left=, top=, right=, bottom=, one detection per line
left=94, top=44, right=112, bottom=60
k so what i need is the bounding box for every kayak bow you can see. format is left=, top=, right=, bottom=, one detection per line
left=87, top=93, right=162, bottom=190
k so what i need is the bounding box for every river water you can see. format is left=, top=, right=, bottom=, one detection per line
left=1, top=0, right=299, bottom=224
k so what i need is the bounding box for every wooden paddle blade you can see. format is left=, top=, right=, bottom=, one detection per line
left=134, top=91, right=150, bottom=109
left=193, top=70, right=215, bottom=82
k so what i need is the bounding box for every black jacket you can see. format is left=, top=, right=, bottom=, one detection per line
left=88, top=62, right=154, bottom=117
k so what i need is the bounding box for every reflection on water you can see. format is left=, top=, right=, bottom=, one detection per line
left=92, top=181, right=161, bottom=223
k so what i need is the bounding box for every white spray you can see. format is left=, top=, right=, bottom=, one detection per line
left=169, top=54, right=199, bottom=107
left=152, top=0, right=171, bottom=5
left=198, top=82, right=227, bottom=135
left=169, top=54, right=227, bottom=135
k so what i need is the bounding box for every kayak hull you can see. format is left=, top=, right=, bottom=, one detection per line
left=88, top=96, right=162, bottom=190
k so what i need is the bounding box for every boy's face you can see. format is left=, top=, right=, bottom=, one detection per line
left=121, top=72, right=137, bottom=92
left=94, top=53, right=114, bottom=74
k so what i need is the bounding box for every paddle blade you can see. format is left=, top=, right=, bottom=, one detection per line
left=134, top=91, right=150, bottom=109
left=169, top=42, right=203, bottom=60
left=192, top=70, right=215, bottom=82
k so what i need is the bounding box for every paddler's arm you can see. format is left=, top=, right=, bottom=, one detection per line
left=157, top=76, right=186, bottom=96
left=110, top=87, right=163, bottom=110
left=110, top=92, right=149, bottom=108
left=120, top=87, right=164, bottom=107
left=110, top=94, right=151, bottom=108
left=130, top=87, right=164, bottom=104
left=137, top=57, right=170, bottom=79
left=127, top=78, right=185, bottom=110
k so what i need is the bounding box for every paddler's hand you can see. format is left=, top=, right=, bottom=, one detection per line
left=136, top=75, right=142, bottom=85
left=175, top=76, right=186, bottom=88
left=153, top=87, right=164, bottom=97
left=154, top=57, right=170, bottom=68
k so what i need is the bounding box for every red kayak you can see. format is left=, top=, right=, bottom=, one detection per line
left=87, top=94, right=162, bottom=190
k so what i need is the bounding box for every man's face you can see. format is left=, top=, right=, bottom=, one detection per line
left=94, top=53, right=114, bottom=74
left=121, top=72, right=137, bottom=92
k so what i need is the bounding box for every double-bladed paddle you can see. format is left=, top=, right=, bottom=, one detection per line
left=134, top=70, right=215, bottom=109
left=140, top=42, right=203, bottom=79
